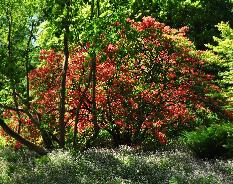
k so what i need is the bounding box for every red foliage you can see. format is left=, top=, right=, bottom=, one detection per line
left=14, top=141, right=22, bottom=150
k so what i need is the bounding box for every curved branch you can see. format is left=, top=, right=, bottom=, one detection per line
left=0, top=118, right=47, bottom=155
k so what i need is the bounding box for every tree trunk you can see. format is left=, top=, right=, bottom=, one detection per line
left=85, top=55, right=100, bottom=149
left=91, top=54, right=99, bottom=135
left=6, top=10, right=23, bottom=134
left=90, top=0, right=95, bottom=20
left=25, top=20, right=35, bottom=109
left=97, top=0, right=100, bottom=17
left=85, top=4, right=101, bottom=148
left=73, top=69, right=92, bottom=148
left=59, top=0, right=70, bottom=148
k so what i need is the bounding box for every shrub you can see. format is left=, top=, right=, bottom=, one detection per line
left=181, top=123, right=233, bottom=158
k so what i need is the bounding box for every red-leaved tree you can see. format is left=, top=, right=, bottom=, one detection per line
left=1, top=16, right=230, bottom=152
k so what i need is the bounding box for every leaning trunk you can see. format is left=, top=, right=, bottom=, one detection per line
left=0, top=118, right=47, bottom=155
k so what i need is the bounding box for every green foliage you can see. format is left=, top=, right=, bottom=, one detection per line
left=0, top=0, right=42, bottom=106
left=0, top=147, right=37, bottom=183
left=130, top=0, right=233, bottom=49
left=207, top=22, right=233, bottom=108
left=37, top=0, right=132, bottom=49
left=181, top=123, right=233, bottom=159
left=0, top=135, right=6, bottom=148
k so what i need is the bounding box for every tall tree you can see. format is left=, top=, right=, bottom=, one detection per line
left=58, top=0, right=71, bottom=148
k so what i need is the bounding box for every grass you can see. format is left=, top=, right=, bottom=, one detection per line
left=0, top=146, right=232, bottom=184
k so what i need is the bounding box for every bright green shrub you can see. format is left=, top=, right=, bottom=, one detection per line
left=181, top=123, right=233, bottom=158
left=207, top=22, right=233, bottom=110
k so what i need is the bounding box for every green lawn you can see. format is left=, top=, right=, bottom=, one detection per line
left=0, top=146, right=232, bottom=184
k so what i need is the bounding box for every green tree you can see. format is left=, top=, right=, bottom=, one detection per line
left=130, top=0, right=233, bottom=49
left=207, top=22, right=233, bottom=109
left=0, top=0, right=41, bottom=129
left=0, top=0, right=49, bottom=154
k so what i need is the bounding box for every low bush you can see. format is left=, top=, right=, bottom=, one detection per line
left=181, top=123, right=233, bottom=159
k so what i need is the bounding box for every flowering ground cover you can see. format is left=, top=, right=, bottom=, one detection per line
left=0, top=146, right=232, bottom=184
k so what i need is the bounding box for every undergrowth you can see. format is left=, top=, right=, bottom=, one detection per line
left=0, top=146, right=232, bottom=184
